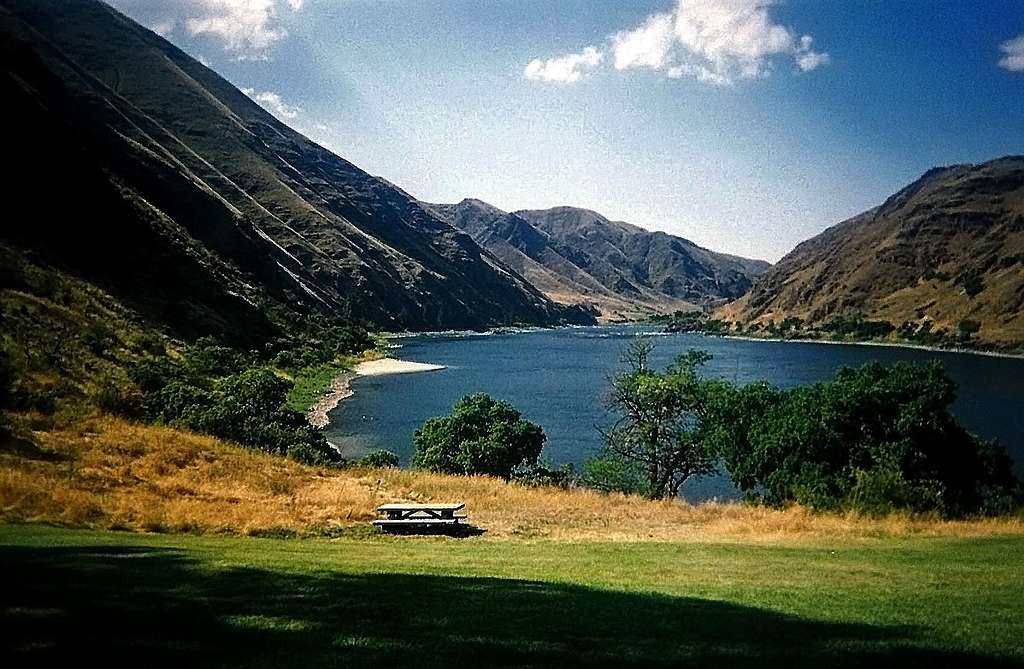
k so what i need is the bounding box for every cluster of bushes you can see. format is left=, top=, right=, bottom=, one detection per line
left=922, top=266, right=988, bottom=298
left=270, top=326, right=374, bottom=374
left=709, top=360, right=1019, bottom=516
left=660, top=311, right=731, bottom=335
left=657, top=306, right=998, bottom=354
left=762, top=317, right=806, bottom=337
left=99, top=327, right=372, bottom=465
left=957, top=269, right=986, bottom=298
left=125, top=341, right=340, bottom=465
left=896, top=321, right=959, bottom=347
left=822, top=316, right=895, bottom=340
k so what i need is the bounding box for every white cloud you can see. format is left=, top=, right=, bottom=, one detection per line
left=242, top=87, right=302, bottom=120
left=795, top=36, right=830, bottom=72
left=612, top=13, right=675, bottom=71
left=529, top=0, right=828, bottom=87
left=524, top=46, right=603, bottom=83
left=108, top=0, right=304, bottom=59
left=613, top=0, right=829, bottom=85
left=185, top=0, right=291, bottom=59
left=999, top=34, right=1024, bottom=72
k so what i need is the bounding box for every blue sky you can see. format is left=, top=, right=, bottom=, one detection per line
left=108, top=1, right=1024, bottom=262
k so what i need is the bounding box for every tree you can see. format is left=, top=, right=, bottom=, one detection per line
left=597, top=340, right=724, bottom=499
left=709, top=361, right=1021, bottom=516
left=359, top=449, right=401, bottom=468
left=412, top=393, right=545, bottom=479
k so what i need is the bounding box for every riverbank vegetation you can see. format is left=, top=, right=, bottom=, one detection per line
left=656, top=310, right=1022, bottom=354
left=586, top=341, right=1021, bottom=517
left=712, top=361, right=1019, bottom=516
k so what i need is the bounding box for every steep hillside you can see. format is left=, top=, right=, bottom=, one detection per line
left=427, top=200, right=770, bottom=320
left=0, top=0, right=589, bottom=342
left=718, top=156, right=1024, bottom=348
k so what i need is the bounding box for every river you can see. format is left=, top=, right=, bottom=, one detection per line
left=325, top=325, right=1024, bottom=502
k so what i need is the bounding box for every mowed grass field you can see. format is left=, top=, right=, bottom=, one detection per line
left=2, top=523, right=1024, bottom=667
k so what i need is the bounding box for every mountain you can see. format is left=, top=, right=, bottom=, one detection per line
left=426, top=200, right=771, bottom=320
left=718, top=156, right=1024, bottom=348
left=0, top=0, right=591, bottom=345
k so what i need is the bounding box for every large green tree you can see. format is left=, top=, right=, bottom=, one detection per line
left=597, top=340, right=726, bottom=499
left=413, top=393, right=545, bottom=479
left=708, top=361, right=1021, bottom=516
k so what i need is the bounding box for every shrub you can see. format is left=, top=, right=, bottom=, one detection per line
left=93, top=381, right=142, bottom=418
left=272, top=326, right=375, bottom=373
left=0, top=342, right=16, bottom=411
left=131, top=331, right=167, bottom=356
left=82, top=321, right=117, bottom=357
left=184, top=338, right=247, bottom=377
left=846, top=457, right=945, bottom=516
left=358, top=449, right=400, bottom=468
left=287, top=442, right=339, bottom=467
left=515, top=461, right=576, bottom=489
left=412, top=393, right=545, bottom=479
left=130, top=356, right=188, bottom=394
left=958, top=319, right=981, bottom=336
left=581, top=451, right=650, bottom=496
left=958, top=270, right=985, bottom=298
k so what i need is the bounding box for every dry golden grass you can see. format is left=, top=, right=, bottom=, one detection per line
left=2, top=414, right=1023, bottom=543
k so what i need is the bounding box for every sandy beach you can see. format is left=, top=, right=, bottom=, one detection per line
left=306, top=358, right=445, bottom=428
left=352, top=358, right=446, bottom=376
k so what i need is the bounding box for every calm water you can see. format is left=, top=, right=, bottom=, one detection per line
left=326, top=325, right=1024, bottom=502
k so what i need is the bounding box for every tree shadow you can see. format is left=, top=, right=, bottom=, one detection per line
left=0, top=542, right=1014, bottom=668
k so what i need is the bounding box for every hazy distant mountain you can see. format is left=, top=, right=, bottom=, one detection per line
left=426, top=200, right=770, bottom=320
left=718, top=156, right=1024, bottom=347
left=0, top=0, right=591, bottom=343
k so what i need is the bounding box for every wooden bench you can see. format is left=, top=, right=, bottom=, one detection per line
left=373, top=503, right=466, bottom=531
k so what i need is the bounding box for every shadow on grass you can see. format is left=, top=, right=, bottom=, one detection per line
left=0, top=542, right=1013, bottom=668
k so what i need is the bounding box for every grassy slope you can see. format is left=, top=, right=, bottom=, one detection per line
left=4, top=415, right=1022, bottom=542
left=285, top=362, right=350, bottom=413
left=2, top=523, right=1023, bottom=666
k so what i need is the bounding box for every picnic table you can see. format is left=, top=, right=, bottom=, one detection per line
left=373, top=503, right=466, bottom=531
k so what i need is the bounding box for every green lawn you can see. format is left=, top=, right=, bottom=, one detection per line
left=2, top=525, right=1023, bottom=667
left=285, top=362, right=348, bottom=413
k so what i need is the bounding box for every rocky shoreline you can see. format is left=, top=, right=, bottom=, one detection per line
left=306, top=372, right=356, bottom=429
